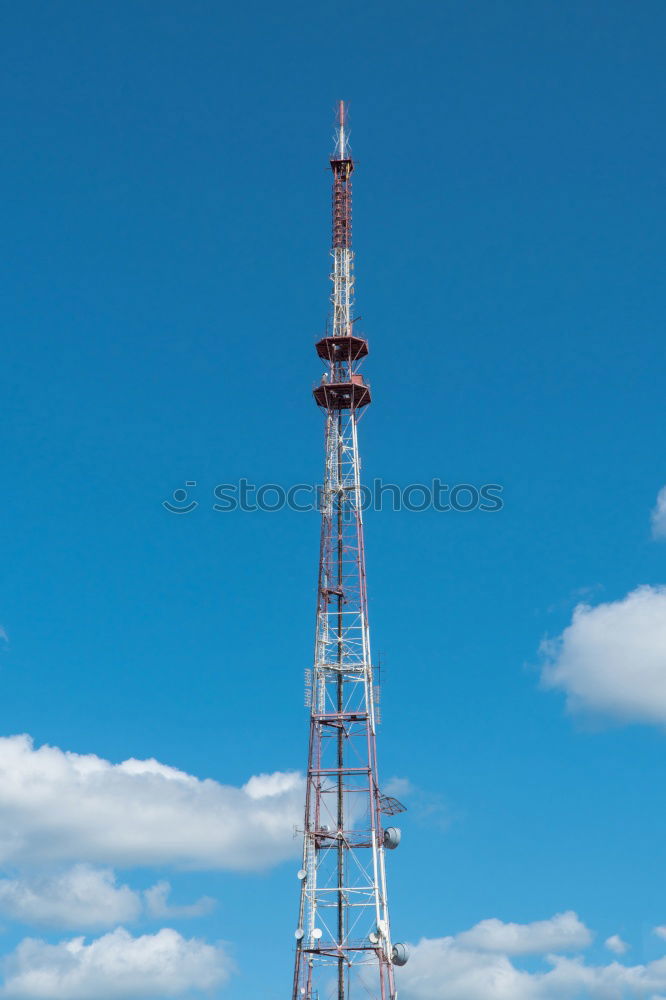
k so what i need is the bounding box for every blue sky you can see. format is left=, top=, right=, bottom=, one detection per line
left=1, top=2, right=666, bottom=998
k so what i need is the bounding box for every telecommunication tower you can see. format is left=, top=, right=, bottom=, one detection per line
left=291, top=102, right=408, bottom=1000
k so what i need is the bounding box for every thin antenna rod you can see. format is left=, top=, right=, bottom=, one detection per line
left=335, top=99, right=349, bottom=159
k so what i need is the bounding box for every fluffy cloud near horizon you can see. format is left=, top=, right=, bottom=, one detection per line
left=651, top=487, right=666, bottom=540
left=0, top=735, right=298, bottom=994
left=398, top=914, right=666, bottom=1000
left=539, top=586, right=666, bottom=724
left=0, top=866, right=141, bottom=931
left=0, top=735, right=303, bottom=871
left=455, top=911, right=590, bottom=955
left=0, top=927, right=230, bottom=999
left=0, top=867, right=214, bottom=931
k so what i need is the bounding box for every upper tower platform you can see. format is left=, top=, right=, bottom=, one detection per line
left=315, top=334, right=368, bottom=363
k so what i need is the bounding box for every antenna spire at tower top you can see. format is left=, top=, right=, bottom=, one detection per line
left=334, top=99, right=350, bottom=160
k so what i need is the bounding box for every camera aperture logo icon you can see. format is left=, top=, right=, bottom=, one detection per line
left=163, top=481, right=198, bottom=514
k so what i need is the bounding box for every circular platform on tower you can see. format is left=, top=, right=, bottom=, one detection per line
left=315, top=335, right=368, bottom=363
left=313, top=375, right=371, bottom=410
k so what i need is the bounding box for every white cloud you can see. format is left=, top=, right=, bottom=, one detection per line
left=654, top=927, right=666, bottom=941
left=541, top=953, right=666, bottom=998
left=0, top=867, right=214, bottom=931
left=0, top=735, right=302, bottom=871
left=540, top=586, right=666, bottom=724
left=605, top=933, right=628, bottom=954
left=651, top=487, right=666, bottom=540
left=143, top=883, right=215, bottom=921
left=0, top=927, right=230, bottom=999
left=398, top=936, right=539, bottom=1000
left=399, top=925, right=666, bottom=1000
left=455, top=912, right=591, bottom=955
left=0, top=866, right=140, bottom=930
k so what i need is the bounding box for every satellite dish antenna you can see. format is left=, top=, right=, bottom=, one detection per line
left=297, top=869, right=306, bottom=880
left=295, top=928, right=304, bottom=940
left=392, top=942, right=410, bottom=966
left=313, top=928, right=323, bottom=940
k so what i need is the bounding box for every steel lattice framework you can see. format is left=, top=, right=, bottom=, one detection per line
left=292, top=102, right=407, bottom=1000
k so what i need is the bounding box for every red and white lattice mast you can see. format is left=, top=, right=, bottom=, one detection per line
left=292, top=101, right=408, bottom=1000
